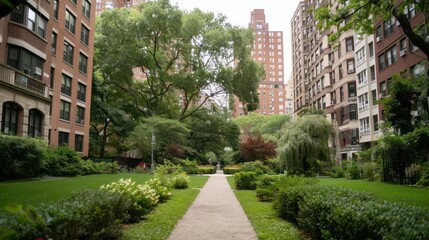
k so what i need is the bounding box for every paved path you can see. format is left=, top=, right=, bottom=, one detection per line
left=168, top=170, right=258, bottom=240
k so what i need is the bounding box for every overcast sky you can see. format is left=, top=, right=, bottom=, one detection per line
left=171, top=0, right=302, bottom=82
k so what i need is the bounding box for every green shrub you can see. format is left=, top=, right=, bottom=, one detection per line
left=331, top=165, right=345, bottom=178
left=240, top=161, right=269, bottom=174
left=256, top=175, right=318, bottom=202
left=223, top=168, right=241, bottom=175
left=234, top=172, right=258, bottom=190
left=154, top=160, right=190, bottom=189
left=145, top=178, right=171, bottom=202
left=0, top=135, right=46, bottom=180
left=362, top=162, right=378, bottom=181
left=0, top=190, right=129, bottom=240
left=100, top=178, right=159, bottom=221
left=171, top=172, right=190, bottom=189
left=43, top=147, right=85, bottom=177
left=274, top=185, right=429, bottom=240
left=347, top=161, right=361, bottom=179
left=197, top=166, right=216, bottom=174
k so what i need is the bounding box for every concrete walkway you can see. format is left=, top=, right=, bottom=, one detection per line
left=168, top=170, right=258, bottom=240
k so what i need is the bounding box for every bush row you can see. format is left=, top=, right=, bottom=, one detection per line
left=0, top=135, right=119, bottom=181
left=274, top=185, right=429, bottom=240
left=0, top=173, right=179, bottom=240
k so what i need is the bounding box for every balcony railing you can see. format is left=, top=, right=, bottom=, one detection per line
left=0, top=63, right=47, bottom=97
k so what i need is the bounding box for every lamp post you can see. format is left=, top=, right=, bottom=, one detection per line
left=151, top=128, right=156, bottom=171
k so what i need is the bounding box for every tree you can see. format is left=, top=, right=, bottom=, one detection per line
left=0, top=0, right=27, bottom=18
left=233, top=113, right=290, bottom=142
left=94, top=0, right=262, bottom=121
left=315, top=0, right=429, bottom=59
left=277, top=114, right=333, bottom=173
left=239, top=136, right=276, bottom=163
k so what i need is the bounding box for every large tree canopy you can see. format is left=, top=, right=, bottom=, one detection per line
left=315, top=0, right=429, bottom=59
left=94, top=0, right=263, bottom=120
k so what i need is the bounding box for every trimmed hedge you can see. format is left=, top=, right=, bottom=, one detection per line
left=183, top=166, right=216, bottom=174
left=223, top=168, right=241, bottom=175
left=0, top=190, right=130, bottom=240
left=274, top=185, right=429, bottom=240
left=256, top=175, right=317, bottom=202
left=234, top=171, right=258, bottom=190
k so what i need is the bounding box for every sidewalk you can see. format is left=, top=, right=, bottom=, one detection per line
left=168, top=170, right=257, bottom=240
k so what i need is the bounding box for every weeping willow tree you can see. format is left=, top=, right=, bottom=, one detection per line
left=277, top=114, right=333, bottom=173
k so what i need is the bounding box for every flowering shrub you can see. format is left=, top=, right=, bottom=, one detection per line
left=171, top=172, right=190, bottom=189
left=145, top=178, right=171, bottom=202
left=100, top=178, right=159, bottom=221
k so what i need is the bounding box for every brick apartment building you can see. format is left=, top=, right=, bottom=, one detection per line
left=233, top=9, right=287, bottom=117
left=0, top=0, right=95, bottom=156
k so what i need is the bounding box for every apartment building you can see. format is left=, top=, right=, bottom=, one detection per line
left=292, top=0, right=360, bottom=161
left=233, top=9, right=286, bottom=117
left=374, top=6, right=427, bottom=121
left=95, top=0, right=145, bottom=15
left=0, top=0, right=95, bottom=156
left=355, top=34, right=380, bottom=148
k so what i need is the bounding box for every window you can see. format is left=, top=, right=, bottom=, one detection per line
left=370, top=66, right=376, bottom=81
left=65, top=10, right=76, bottom=34
left=77, top=83, right=86, bottom=102
left=368, top=42, right=374, bottom=57
left=357, top=70, right=367, bottom=86
left=75, top=134, right=84, bottom=152
left=61, top=74, right=72, bottom=96
left=7, top=45, right=44, bottom=80
left=10, top=4, right=47, bottom=39
left=339, top=65, right=343, bottom=79
left=80, top=25, right=90, bottom=46
left=50, top=67, right=55, bottom=88
left=378, top=54, right=386, bottom=70
left=76, top=106, right=85, bottom=125
left=63, top=41, right=74, bottom=65
left=340, top=86, right=344, bottom=101
left=400, top=38, right=407, bottom=51
left=1, top=102, right=20, bottom=135
left=376, top=25, right=382, bottom=40
left=82, top=0, right=91, bottom=18
left=355, top=47, right=365, bottom=65
left=379, top=81, right=387, bottom=97
left=385, top=45, right=397, bottom=67
left=383, top=16, right=395, bottom=37
left=53, top=0, right=59, bottom=19
left=373, top=115, right=379, bottom=131
left=347, top=59, right=355, bottom=74
left=346, top=37, right=354, bottom=52
left=51, top=32, right=57, bottom=54
left=372, top=90, right=377, bottom=104
left=358, top=93, right=369, bottom=111
left=60, top=100, right=71, bottom=120
left=79, top=53, right=88, bottom=74
left=348, top=82, right=356, bottom=97
left=58, top=131, right=69, bottom=146
left=349, top=104, right=357, bottom=120
left=28, top=109, right=42, bottom=138
left=404, top=3, right=416, bottom=19
left=359, top=117, right=370, bottom=135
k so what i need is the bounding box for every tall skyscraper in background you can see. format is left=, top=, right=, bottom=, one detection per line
left=95, top=0, right=145, bottom=15
left=233, top=9, right=287, bottom=117
left=0, top=0, right=95, bottom=155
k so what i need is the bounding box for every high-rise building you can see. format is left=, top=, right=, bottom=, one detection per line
left=95, top=0, right=145, bottom=15
left=233, top=9, right=286, bottom=117
left=292, top=1, right=360, bottom=161
left=0, top=0, right=95, bottom=156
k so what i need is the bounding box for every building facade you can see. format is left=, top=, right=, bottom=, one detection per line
left=0, top=0, right=95, bottom=155
left=233, top=9, right=287, bottom=117
left=292, top=0, right=360, bottom=161
left=95, top=0, right=145, bottom=15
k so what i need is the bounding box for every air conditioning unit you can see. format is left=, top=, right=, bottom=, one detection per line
left=379, top=92, right=385, bottom=99
left=400, top=49, right=407, bottom=56
left=376, top=36, right=382, bottom=42
left=33, top=67, right=42, bottom=76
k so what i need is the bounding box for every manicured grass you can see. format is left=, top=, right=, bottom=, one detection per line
left=121, top=176, right=209, bottom=240
left=317, top=177, right=429, bottom=209
left=227, top=177, right=302, bottom=240
left=0, top=173, right=153, bottom=208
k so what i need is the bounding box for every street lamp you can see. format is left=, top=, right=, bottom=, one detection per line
left=151, top=128, right=156, bottom=171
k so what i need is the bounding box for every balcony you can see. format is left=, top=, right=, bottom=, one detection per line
left=0, top=63, right=48, bottom=98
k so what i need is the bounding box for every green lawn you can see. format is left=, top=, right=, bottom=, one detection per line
left=227, top=177, right=302, bottom=240
left=0, top=173, right=153, bottom=208
left=317, top=177, right=429, bottom=209
left=122, top=176, right=208, bottom=240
